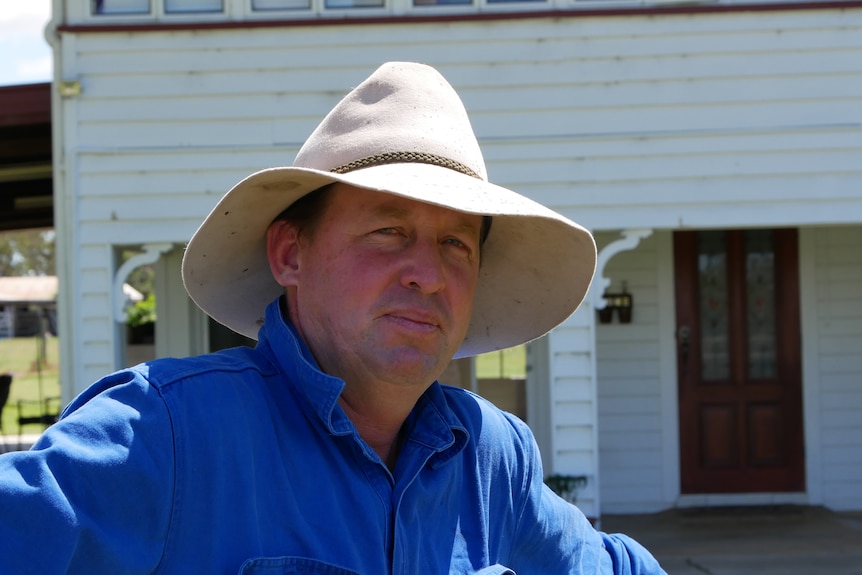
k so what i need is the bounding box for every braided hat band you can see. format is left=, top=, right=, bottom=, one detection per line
left=331, top=151, right=482, bottom=180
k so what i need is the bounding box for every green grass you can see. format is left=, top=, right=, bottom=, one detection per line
left=0, top=336, right=61, bottom=436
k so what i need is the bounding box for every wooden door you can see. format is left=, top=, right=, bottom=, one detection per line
left=674, top=229, right=804, bottom=494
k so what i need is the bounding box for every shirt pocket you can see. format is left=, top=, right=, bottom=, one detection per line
left=239, top=556, right=362, bottom=575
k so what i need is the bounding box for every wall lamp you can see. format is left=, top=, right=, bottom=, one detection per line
left=597, top=283, right=633, bottom=324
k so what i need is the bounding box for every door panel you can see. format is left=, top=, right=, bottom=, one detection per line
left=674, top=229, right=804, bottom=494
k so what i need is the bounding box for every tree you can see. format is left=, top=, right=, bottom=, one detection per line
left=0, top=229, right=56, bottom=276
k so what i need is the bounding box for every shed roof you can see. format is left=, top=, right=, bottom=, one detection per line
left=0, top=276, right=144, bottom=305
left=0, top=275, right=58, bottom=303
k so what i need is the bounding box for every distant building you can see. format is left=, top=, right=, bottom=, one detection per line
left=0, top=276, right=58, bottom=338
left=0, top=276, right=142, bottom=339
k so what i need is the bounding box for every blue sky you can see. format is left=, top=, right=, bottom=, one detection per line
left=0, top=1, right=53, bottom=87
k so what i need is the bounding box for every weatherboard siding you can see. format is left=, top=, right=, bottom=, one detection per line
left=548, top=305, right=600, bottom=518
left=810, top=226, right=862, bottom=511
left=593, top=232, right=667, bottom=514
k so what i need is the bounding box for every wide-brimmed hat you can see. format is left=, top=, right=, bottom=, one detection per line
left=182, top=61, right=596, bottom=358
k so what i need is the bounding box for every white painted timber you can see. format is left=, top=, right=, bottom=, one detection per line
left=549, top=304, right=600, bottom=519
left=807, top=226, right=862, bottom=511
left=593, top=232, right=669, bottom=513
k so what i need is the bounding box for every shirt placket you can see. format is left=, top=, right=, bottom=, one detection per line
left=389, top=438, right=443, bottom=575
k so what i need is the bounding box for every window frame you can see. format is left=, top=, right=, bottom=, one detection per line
left=83, top=0, right=596, bottom=22
left=79, top=0, right=853, bottom=23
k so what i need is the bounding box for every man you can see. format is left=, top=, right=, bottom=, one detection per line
left=0, top=62, right=666, bottom=574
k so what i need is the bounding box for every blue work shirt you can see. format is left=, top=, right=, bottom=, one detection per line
left=0, top=297, right=665, bottom=575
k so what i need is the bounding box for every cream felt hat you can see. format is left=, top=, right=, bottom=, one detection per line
left=182, top=61, right=596, bottom=358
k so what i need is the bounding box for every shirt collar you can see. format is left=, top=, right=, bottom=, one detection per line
left=257, top=297, right=351, bottom=435
left=403, top=382, right=470, bottom=467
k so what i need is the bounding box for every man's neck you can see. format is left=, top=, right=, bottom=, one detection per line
left=338, top=383, right=425, bottom=471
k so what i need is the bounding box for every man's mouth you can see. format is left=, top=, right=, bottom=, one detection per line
left=383, top=309, right=443, bottom=332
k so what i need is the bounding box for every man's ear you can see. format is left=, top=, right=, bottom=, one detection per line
left=267, top=220, right=302, bottom=287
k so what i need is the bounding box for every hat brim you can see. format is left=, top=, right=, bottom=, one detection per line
left=182, top=162, right=596, bottom=358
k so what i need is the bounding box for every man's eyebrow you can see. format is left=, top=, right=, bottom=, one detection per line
left=373, top=203, right=481, bottom=237
left=454, top=220, right=481, bottom=238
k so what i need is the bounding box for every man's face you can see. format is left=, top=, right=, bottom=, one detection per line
left=270, top=183, right=483, bottom=391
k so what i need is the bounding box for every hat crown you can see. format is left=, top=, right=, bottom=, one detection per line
left=294, top=62, right=488, bottom=181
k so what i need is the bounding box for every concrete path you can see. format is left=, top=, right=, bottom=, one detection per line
left=602, top=505, right=862, bottom=575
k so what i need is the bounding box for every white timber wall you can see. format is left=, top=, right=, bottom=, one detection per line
left=548, top=305, right=600, bottom=518
left=489, top=9, right=862, bottom=233
left=801, top=226, right=862, bottom=511
left=593, top=231, right=672, bottom=514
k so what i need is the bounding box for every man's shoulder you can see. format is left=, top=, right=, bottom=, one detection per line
left=65, top=346, right=278, bottom=415
left=141, top=345, right=276, bottom=390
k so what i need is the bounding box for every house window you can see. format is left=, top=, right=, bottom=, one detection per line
left=413, top=0, right=471, bottom=5
left=165, top=0, right=224, bottom=12
left=252, top=0, right=311, bottom=9
left=475, top=345, right=527, bottom=422
left=324, top=0, right=385, bottom=8
left=92, top=0, right=151, bottom=14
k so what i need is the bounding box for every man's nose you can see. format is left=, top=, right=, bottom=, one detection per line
left=400, top=237, right=445, bottom=294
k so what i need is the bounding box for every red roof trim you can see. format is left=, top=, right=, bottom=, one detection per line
left=0, top=83, right=52, bottom=128
left=56, top=1, right=862, bottom=32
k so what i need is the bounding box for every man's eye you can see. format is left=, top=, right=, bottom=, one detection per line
left=445, top=238, right=476, bottom=256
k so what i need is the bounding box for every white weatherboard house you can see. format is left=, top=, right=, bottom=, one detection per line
left=47, top=0, right=862, bottom=519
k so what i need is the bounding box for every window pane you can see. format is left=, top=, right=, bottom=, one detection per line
left=475, top=345, right=526, bottom=380
left=325, top=0, right=383, bottom=7
left=698, top=231, right=729, bottom=381
left=165, top=0, right=223, bottom=13
left=487, top=0, right=545, bottom=4
left=93, top=0, right=151, bottom=14
left=745, top=230, right=777, bottom=380
left=414, top=0, right=471, bottom=5
left=475, top=345, right=527, bottom=422
left=325, top=0, right=384, bottom=7
left=253, top=0, right=311, bottom=8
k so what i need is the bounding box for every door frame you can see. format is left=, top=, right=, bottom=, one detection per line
left=672, top=228, right=805, bottom=495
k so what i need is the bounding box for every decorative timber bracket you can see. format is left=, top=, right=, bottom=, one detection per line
left=590, top=229, right=653, bottom=310
left=113, top=243, right=173, bottom=323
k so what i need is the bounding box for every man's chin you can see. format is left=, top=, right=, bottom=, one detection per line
left=369, top=347, right=451, bottom=387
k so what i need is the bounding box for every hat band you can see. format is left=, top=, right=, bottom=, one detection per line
left=330, top=151, right=481, bottom=179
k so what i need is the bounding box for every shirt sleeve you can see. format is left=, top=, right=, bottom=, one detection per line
left=504, top=414, right=667, bottom=575
left=0, top=368, right=175, bottom=575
